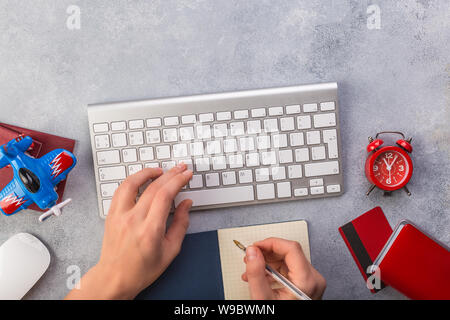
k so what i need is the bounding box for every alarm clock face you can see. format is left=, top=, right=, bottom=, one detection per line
left=372, top=149, right=411, bottom=189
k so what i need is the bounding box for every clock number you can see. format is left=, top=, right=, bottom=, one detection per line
left=386, top=178, right=391, bottom=185
left=385, top=153, right=393, bottom=159
left=399, top=165, right=404, bottom=172
left=373, top=165, right=378, bottom=171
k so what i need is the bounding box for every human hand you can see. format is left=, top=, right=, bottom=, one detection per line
left=66, top=163, right=193, bottom=299
left=241, top=237, right=326, bottom=300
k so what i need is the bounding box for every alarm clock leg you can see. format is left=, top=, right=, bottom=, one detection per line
left=403, top=186, right=411, bottom=196
left=366, top=184, right=376, bottom=196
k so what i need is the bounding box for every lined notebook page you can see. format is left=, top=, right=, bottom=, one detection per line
left=217, top=220, right=310, bottom=300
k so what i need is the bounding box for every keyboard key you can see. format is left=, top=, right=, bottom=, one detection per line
left=180, top=127, right=195, bottom=141
left=129, top=131, right=144, bottom=145
left=268, top=106, right=283, bottom=116
left=213, top=123, right=228, bottom=138
left=162, top=161, right=176, bottom=172
left=177, top=159, right=193, bottom=171
left=223, top=139, right=238, bottom=153
left=111, top=121, right=126, bottom=131
left=306, top=131, right=321, bottom=145
left=310, top=186, right=324, bottom=195
left=228, top=154, right=244, bottom=169
left=216, top=111, right=231, bottom=121
left=196, top=125, right=211, bottom=139
left=222, top=171, right=237, bottom=185
left=129, top=120, right=144, bottom=129
left=111, top=133, right=127, bottom=148
left=320, top=101, right=335, bottom=111
left=93, top=123, right=108, bottom=133
left=304, top=161, right=339, bottom=177
left=99, top=166, right=126, bottom=181
left=156, top=145, right=171, bottom=159
left=239, top=137, right=254, bottom=151
left=175, top=185, right=254, bottom=207
left=271, top=166, right=286, bottom=180
left=230, top=122, right=245, bottom=136
left=172, top=144, right=188, bottom=158
left=309, top=178, right=324, bottom=187
left=181, top=115, right=196, bottom=124
left=206, top=140, right=222, bottom=155
left=128, top=163, right=143, bottom=175
left=164, top=117, right=179, bottom=126
left=294, top=188, right=308, bottom=197
left=145, top=130, right=161, bottom=144
left=288, top=165, right=302, bottom=178
left=251, top=108, right=266, bottom=117
left=256, top=136, right=270, bottom=149
left=122, top=148, right=137, bottom=163
left=297, top=115, right=311, bottom=129
left=206, top=173, right=220, bottom=187
left=245, top=152, right=260, bottom=167
left=195, top=158, right=210, bottom=172
left=286, top=105, right=301, bottom=114
left=95, top=135, right=110, bottom=149
left=277, top=182, right=291, bottom=198
left=238, top=170, right=253, bottom=184
left=101, top=182, right=119, bottom=197
left=279, top=149, right=293, bottom=164
left=102, top=199, right=112, bottom=216
left=303, top=103, right=318, bottom=112
left=261, top=151, right=277, bottom=165
left=280, top=117, right=295, bottom=131
left=190, top=142, right=204, bottom=156
left=147, top=118, right=162, bottom=128
left=247, top=120, right=261, bottom=134
left=145, top=162, right=160, bottom=169
left=163, top=128, right=178, bottom=142
left=190, top=175, right=203, bottom=188
left=139, top=147, right=154, bottom=161
left=257, top=183, right=275, bottom=200
left=289, top=132, right=304, bottom=146
left=264, top=119, right=278, bottom=133
left=311, top=146, right=326, bottom=160
left=327, top=184, right=341, bottom=193
left=295, top=148, right=310, bottom=162
left=314, top=113, right=336, bottom=128
left=97, top=150, right=120, bottom=165
left=323, top=129, right=338, bottom=159
left=212, top=156, right=227, bottom=170
left=199, top=113, right=214, bottom=123
left=234, top=110, right=249, bottom=119
left=255, top=168, right=270, bottom=182
left=272, top=134, right=288, bottom=148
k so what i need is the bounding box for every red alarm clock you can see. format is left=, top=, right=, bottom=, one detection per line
left=365, top=131, right=413, bottom=196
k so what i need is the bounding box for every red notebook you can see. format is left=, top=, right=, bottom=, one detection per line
left=370, top=221, right=450, bottom=300
left=0, top=123, right=76, bottom=212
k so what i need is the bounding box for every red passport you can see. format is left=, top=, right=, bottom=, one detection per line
left=0, top=123, right=76, bottom=212
left=371, top=221, right=450, bottom=300
left=339, top=207, right=393, bottom=293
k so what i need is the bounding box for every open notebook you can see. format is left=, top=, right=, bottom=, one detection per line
left=137, top=220, right=310, bottom=300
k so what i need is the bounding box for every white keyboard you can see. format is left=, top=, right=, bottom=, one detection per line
left=88, top=83, right=343, bottom=218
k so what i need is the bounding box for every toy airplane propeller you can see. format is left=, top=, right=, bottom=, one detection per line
left=0, top=135, right=77, bottom=221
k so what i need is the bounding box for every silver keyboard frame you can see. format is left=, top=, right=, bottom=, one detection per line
left=88, top=82, right=344, bottom=219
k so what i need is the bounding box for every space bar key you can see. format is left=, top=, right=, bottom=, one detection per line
left=174, top=186, right=255, bottom=207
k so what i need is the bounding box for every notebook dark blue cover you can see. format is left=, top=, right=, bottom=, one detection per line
left=136, top=230, right=224, bottom=300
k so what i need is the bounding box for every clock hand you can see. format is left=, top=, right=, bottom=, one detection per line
left=389, top=155, right=398, bottom=169
left=383, top=158, right=390, bottom=169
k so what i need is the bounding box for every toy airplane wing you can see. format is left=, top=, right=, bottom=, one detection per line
left=0, top=179, right=31, bottom=215
left=38, top=149, right=77, bottom=186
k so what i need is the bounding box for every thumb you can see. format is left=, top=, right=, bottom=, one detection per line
left=245, top=246, right=273, bottom=299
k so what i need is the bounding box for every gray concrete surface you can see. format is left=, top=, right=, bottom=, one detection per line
left=0, top=0, right=449, bottom=300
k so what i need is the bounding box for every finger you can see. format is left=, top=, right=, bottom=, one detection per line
left=136, top=163, right=189, bottom=215
left=245, top=246, right=274, bottom=300
left=110, top=168, right=163, bottom=213
left=146, top=168, right=193, bottom=229
left=164, top=199, right=192, bottom=258
left=254, top=238, right=310, bottom=275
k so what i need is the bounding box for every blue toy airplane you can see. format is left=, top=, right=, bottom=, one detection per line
left=0, top=135, right=76, bottom=216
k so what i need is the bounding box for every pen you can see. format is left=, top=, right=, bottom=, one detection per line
left=233, top=240, right=312, bottom=301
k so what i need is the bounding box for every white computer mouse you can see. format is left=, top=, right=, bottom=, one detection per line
left=0, top=233, right=50, bottom=299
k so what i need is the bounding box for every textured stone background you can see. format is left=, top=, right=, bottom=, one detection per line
left=0, top=0, right=449, bottom=299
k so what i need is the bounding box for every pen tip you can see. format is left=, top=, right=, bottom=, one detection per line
left=233, top=240, right=246, bottom=251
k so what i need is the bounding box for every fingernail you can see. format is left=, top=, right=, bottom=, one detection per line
left=177, top=162, right=186, bottom=170
left=246, top=246, right=257, bottom=261
left=182, top=169, right=192, bottom=176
